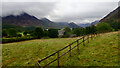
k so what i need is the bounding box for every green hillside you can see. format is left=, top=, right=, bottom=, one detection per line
left=99, top=7, right=120, bottom=31
left=2, top=31, right=119, bottom=66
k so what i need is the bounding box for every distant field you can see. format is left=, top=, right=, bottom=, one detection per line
left=2, top=31, right=119, bottom=66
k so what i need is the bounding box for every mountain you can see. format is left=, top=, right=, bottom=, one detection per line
left=99, top=6, right=120, bottom=23
left=0, top=16, right=1, bottom=22
left=57, top=22, right=69, bottom=28
left=91, top=20, right=99, bottom=25
left=78, top=23, right=91, bottom=27
left=99, top=6, right=120, bottom=30
left=0, top=16, right=1, bottom=28
left=2, top=13, right=42, bottom=26
left=2, top=13, right=60, bottom=29
left=57, top=22, right=79, bottom=28
left=78, top=20, right=99, bottom=27
left=68, top=22, right=79, bottom=28
left=39, top=18, right=60, bottom=28
left=2, top=13, right=80, bottom=29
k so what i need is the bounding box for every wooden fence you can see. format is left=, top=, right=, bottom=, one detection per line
left=37, top=33, right=97, bottom=68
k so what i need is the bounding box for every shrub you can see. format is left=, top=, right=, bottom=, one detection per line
left=96, top=22, right=113, bottom=33
left=48, top=29, right=58, bottom=38
left=2, top=37, right=35, bottom=43
left=23, top=31, right=28, bottom=36
left=7, top=28, right=17, bottom=37
left=63, top=27, right=72, bottom=37
left=2, top=29, right=8, bottom=37
left=73, top=28, right=85, bottom=36
left=33, top=27, right=44, bottom=39
left=17, top=34, right=22, bottom=37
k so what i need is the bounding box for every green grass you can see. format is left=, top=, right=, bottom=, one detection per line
left=2, top=37, right=80, bottom=66
left=62, top=31, right=119, bottom=66
left=2, top=31, right=119, bottom=66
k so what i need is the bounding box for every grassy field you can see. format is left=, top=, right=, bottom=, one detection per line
left=62, top=32, right=119, bottom=66
left=2, top=31, right=119, bottom=66
left=2, top=37, right=80, bottom=66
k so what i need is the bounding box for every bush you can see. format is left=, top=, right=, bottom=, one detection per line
left=17, top=34, right=22, bottom=37
left=48, top=29, right=58, bottom=38
left=96, top=22, right=113, bottom=33
left=63, top=27, right=72, bottom=37
left=2, top=36, right=35, bottom=43
left=23, top=31, right=28, bottom=36
left=33, top=27, right=44, bottom=39
left=44, top=30, right=48, bottom=37
left=72, top=28, right=85, bottom=36
left=63, top=32, right=71, bottom=37
left=7, top=28, right=17, bottom=37
left=2, top=29, right=8, bottom=37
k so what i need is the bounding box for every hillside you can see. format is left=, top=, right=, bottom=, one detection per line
left=68, top=22, right=79, bottom=28
left=100, top=7, right=120, bottom=22
left=2, top=13, right=60, bottom=29
left=99, top=6, right=120, bottom=30
left=2, top=13, right=79, bottom=29
left=78, top=20, right=99, bottom=27
left=3, top=13, right=42, bottom=26
left=2, top=31, right=119, bottom=66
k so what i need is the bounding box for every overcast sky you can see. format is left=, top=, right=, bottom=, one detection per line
left=1, top=0, right=119, bottom=24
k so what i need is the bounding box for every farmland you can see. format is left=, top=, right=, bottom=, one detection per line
left=2, top=31, right=119, bottom=66
left=2, top=37, right=80, bottom=66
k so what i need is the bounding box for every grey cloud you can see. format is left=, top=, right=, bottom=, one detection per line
left=2, top=2, right=56, bottom=18
left=1, top=1, right=118, bottom=24
left=49, top=2, right=118, bottom=23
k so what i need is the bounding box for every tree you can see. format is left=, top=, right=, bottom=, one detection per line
left=63, top=31, right=71, bottom=37
left=17, top=34, right=22, bottom=37
left=85, top=27, right=91, bottom=34
left=48, top=29, right=58, bottom=38
left=23, top=31, right=28, bottom=36
left=73, top=28, right=85, bottom=36
left=90, top=25, right=97, bottom=34
left=64, top=27, right=71, bottom=32
left=63, top=27, right=71, bottom=37
left=7, top=28, right=17, bottom=37
left=44, top=30, right=48, bottom=37
left=33, top=27, right=44, bottom=39
left=28, top=30, right=34, bottom=36
left=96, top=22, right=113, bottom=33
left=105, top=19, right=120, bottom=31
left=2, top=29, right=8, bottom=37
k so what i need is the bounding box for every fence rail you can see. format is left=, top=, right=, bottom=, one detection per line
left=37, top=33, right=97, bottom=68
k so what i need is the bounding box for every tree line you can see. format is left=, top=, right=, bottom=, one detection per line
left=2, top=22, right=119, bottom=43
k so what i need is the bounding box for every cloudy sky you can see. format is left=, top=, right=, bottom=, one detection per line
left=1, top=0, right=119, bottom=24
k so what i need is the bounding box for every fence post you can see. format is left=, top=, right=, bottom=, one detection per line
left=77, top=40, right=79, bottom=52
left=83, top=35, right=84, bottom=46
left=69, top=45, right=71, bottom=57
left=37, top=61, right=42, bottom=68
left=57, top=51, right=60, bottom=66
